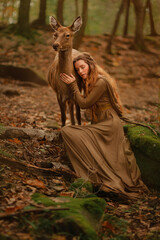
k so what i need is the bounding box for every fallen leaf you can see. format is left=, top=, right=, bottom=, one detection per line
left=25, top=179, right=46, bottom=189
left=8, top=138, right=22, bottom=144
left=5, top=205, right=23, bottom=214
left=59, top=191, right=74, bottom=198
left=102, top=220, right=114, bottom=232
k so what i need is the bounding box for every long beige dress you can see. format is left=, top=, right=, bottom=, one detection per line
left=61, top=76, right=147, bottom=198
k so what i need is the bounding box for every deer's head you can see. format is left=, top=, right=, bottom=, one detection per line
left=49, top=16, right=82, bottom=52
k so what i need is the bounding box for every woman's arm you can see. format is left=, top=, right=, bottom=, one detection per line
left=60, top=73, right=106, bottom=109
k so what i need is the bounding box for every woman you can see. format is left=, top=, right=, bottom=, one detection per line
left=60, top=53, right=147, bottom=199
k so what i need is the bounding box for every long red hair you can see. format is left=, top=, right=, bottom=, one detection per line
left=73, top=52, right=123, bottom=119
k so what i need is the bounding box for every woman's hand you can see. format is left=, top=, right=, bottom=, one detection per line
left=60, top=73, right=76, bottom=85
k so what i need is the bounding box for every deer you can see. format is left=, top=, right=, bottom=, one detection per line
left=47, top=16, right=82, bottom=127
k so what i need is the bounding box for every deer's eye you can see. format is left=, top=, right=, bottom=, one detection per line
left=66, top=33, right=70, bottom=38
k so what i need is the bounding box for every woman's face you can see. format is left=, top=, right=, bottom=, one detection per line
left=74, top=60, right=89, bottom=80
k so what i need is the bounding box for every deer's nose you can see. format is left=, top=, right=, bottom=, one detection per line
left=52, top=43, right=60, bottom=51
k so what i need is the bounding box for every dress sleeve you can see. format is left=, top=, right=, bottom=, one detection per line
left=69, top=78, right=106, bottom=109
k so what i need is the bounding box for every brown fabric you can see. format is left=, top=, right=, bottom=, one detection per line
left=61, top=77, right=148, bottom=198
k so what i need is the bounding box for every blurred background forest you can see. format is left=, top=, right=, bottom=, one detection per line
left=0, top=0, right=160, bottom=35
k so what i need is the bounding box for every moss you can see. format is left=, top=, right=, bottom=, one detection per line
left=83, top=198, right=106, bottom=219
left=124, top=125, right=160, bottom=190
left=146, top=230, right=160, bottom=240
left=31, top=192, right=106, bottom=240
left=101, top=214, right=128, bottom=239
left=0, top=148, right=14, bottom=159
left=31, top=192, right=57, bottom=207
left=0, top=234, right=11, bottom=240
left=69, top=178, right=96, bottom=198
left=70, top=178, right=93, bottom=193
left=0, top=125, right=6, bottom=135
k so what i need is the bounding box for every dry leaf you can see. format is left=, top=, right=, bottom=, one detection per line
left=5, top=205, right=23, bottom=214
left=25, top=179, right=46, bottom=189
left=8, top=138, right=22, bottom=144
left=59, top=191, right=74, bottom=198
left=102, top=220, right=114, bottom=232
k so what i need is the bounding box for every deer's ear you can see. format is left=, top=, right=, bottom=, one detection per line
left=49, top=16, right=61, bottom=32
left=70, top=16, right=82, bottom=33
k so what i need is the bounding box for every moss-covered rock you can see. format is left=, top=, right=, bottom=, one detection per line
left=124, top=125, right=160, bottom=190
left=31, top=192, right=106, bottom=240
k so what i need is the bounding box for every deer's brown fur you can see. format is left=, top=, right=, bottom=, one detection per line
left=48, top=16, right=82, bottom=126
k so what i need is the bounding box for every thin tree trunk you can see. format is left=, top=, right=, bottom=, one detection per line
left=123, top=0, right=130, bottom=36
left=106, top=0, right=125, bottom=53
left=73, top=0, right=88, bottom=49
left=147, top=0, right=158, bottom=36
left=17, top=0, right=31, bottom=34
left=57, top=0, right=64, bottom=25
left=132, top=0, right=146, bottom=51
left=38, top=0, right=47, bottom=25
left=75, top=0, right=79, bottom=18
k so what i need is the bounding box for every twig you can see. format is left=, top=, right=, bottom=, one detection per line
left=121, top=116, right=158, bottom=136
left=0, top=206, right=69, bottom=219
left=0, top=155, right=77, bottom=180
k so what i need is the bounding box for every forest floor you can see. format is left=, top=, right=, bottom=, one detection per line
left=0, top=30, right=160, bottom=240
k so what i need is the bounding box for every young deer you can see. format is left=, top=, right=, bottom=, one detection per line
left=48, top=16, right=82, bottom=127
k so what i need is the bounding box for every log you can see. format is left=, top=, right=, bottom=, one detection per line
left=0, top=126, right=59, bottom=141
left=0, top=64, right=47, bottom=86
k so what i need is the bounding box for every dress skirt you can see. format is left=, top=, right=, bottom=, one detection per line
left=61, top=108, right=147, bottom=198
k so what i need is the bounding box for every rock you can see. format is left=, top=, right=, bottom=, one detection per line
left=124, top=125, right=160, bottom=190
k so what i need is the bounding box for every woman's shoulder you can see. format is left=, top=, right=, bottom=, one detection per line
left=96, top=74, right=107, bottom=86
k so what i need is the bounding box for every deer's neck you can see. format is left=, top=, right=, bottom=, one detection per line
left=58, top=48, right=73, bottom=75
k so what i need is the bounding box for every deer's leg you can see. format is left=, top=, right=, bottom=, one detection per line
left=75, top=103, right=81, bottom=125
left=68, top=100, right=75, bottom=125
left=57, top=95, right=66, bottom=127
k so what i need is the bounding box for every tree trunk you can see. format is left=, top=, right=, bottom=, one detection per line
left=132, top=0, right=146, bottom=51
left=75, top=0, right=79, bottom=18
left=38, top=0, right=47, bottom=25
left=123, top=0, right=130, bottom=36
left=147, top=0, right=158, bottom=36
left=106, top=0, right=125, bottom=54
left=57, top=0, right=64, bottom=25
left=73, top=0, right=88, bottom=49
left=17, top=0, right=31, bottom=35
